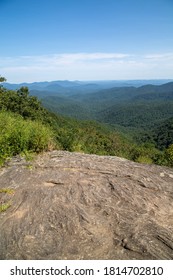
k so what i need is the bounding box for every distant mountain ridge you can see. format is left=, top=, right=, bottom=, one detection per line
left=3, top=79, right=173, bottom=92
left=39, top=81, right=173, bottom=128
left=2, top=79, right=173, bottom=134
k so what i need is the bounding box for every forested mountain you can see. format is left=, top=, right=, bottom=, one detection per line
left=0, top=84, right=139, bottom=165
left=41, top=96, right=91, bottom=120
left=96, top=100, right=173, bottom=129
left=1, top=79, right=173, bottom=168
left=137, top=117, right=173, bottom=150
left=36, top=81, right=173, bottom=130
left=3, top=79, right=173, bottom=131
left=93, top=83, right=173, bottom=131
left=153, top=117, right=173, bottom=149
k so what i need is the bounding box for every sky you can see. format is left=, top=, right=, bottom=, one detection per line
left=0, top=0, right=173, bottom=83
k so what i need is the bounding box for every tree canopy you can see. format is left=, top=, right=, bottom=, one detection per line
left=0, top=76, right=6, bottom=83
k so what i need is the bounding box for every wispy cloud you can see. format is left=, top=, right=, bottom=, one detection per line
left=0, top=53, right=130, bottom=66
left=0, top=52, right=173, bottom=82
left=144, top=53, right=173, bottom=60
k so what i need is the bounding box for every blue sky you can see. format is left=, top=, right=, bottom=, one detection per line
left=0, top=0, right=173, bottom=82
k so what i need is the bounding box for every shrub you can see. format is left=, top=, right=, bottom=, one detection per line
left=136, top=156, right=153, bottom=164
left=0, top=202, right=11, bottom=213
left=0, top=111, right=56, bottom=164
left=165, top=144, right=173, bottom=167
left=0, top=86, right=49, bottom=121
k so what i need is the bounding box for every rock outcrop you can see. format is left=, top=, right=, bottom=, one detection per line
left=0, top=150, right=173, bottom=259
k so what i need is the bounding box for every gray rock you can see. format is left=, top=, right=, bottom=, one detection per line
left=0, top=150, right=173, bottom=259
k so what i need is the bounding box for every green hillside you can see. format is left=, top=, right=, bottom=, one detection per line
left=4, top=80, right=173, bottom=131
left=136, top=117, right=173, bottom=150
left=1, top=79, right=173, bottom=168
left=30, top=82, right=173, bottom=131
left=97, top=101, right=173, bottom=129
left=41, top=95, right=91, bottom=120
left=0, top=83, right=136, bottom=164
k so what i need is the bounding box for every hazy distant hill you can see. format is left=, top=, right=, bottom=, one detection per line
left=3, top=80, right=173, bottom=130
left=94, top=82, right=173, bottom=128
left=3, top=79, right=172, bottom=92
left=40, top=81, right=173, bottom=130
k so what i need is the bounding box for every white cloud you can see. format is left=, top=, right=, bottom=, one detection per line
left=144, top=53, right=173, bottom=60
left=0, top=52, right=173, bottom=82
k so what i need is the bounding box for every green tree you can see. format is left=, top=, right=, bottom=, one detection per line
left=0, top=76, right=6, bottom=83
left=0, top=86, right=50, bottom=122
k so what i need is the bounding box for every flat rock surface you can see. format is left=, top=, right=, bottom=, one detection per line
left=0, top=150, right=173, bottom=260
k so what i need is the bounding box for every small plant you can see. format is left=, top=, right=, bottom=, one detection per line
left=0, top=188, right=14, bottom=213
left=136, top=156, right=153, bottom=164
left=25, top=164, right=33, bottom=170
left=0, top=202, right=11, bottom=213
left=21, top=150, right=35, bottom=161
left=0, top=188, right=14, bottom=194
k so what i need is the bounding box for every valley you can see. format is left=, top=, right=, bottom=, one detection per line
left=1, top=79, right=173, bottom=167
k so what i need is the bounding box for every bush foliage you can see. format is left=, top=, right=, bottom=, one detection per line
left=0, top=111, right=56, bottom=164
